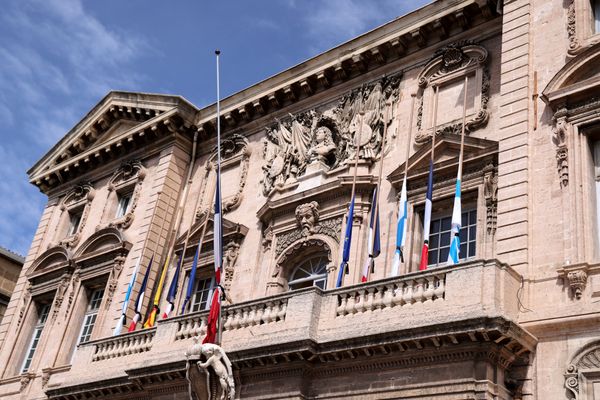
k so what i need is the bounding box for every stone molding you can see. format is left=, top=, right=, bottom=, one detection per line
left=564, top=339, right=600, bottom=399
left=56, top=182, right=95, bottom=250
left=101, top=159, right=146, bottom=231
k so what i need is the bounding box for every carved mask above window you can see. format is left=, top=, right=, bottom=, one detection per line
left=415, top=41, right=490, bottom=146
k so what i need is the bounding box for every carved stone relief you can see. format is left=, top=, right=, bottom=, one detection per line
left=483, top=164, right=498, bottom=235
left=16, top=283, right=32, bottom=329
left=65, top=269, right=80, bottom=319
left=58, top=182, right=95, bottom=249
left=105, top=255, right=126, bottom=309
left=415, top=41, right=490, bottom=145
left=272, top=238, right=334, bottom=279
left=567, top=0, right=579, bottom=54
left=567, top=270, right=588, bottom=299
left=553, top=110, right=570, bottom=188
left=196, top=134, right=251, bottom=219
left=565, top=340, right=600, bottom=399
left=274, top=216, right=342, bottom=260
left=261, top=74, right=400, bottom=196
left=51, top=274, right=71, bottom=323
left=222, top=242, right=240, bottom=290
left=295, top=201, right=319, bottom=235
left=102, top=160, right=146, bottom=230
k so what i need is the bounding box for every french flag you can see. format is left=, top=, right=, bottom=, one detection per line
left=128, top=255, right=153, bottom=332
left=203, top=172, right=223, bottom=344
left=361, top=188, right=381, bottom=282
left=418, top=160, right=434, bottom=271
left=336, top=196, right=355, bottom=288
left=390, top=176, right=408, bottom=276
left=447, top=178, right=461, bottom=265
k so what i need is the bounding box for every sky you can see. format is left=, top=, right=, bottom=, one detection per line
left=0, top=0, right=430, bottom=257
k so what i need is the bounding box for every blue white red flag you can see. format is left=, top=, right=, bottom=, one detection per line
left=447, top=178, right=462, bottom=265
left=391, top=176, right=408, bottom=276
left=419, top=160, right=434, bottom=271
left=361, top=188, right=381, bottom=282
left=128, top=255, right=153, bottom=332
left=336, top=196, right=355, bottom=288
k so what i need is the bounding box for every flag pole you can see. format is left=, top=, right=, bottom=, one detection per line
left=390, top=93, right=416, bottom=276
left=447, top=76, right=469, bottom=265
left=215, top=49, right=224, bottom=347
left=418, top=85, right=439, bottom=271
left=336, top=107, right=364, bottom=287
left=361, top=95, right=393, bottom=282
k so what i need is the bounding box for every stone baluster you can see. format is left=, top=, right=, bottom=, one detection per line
left=355, top=290, right=367, bottom=313
left=365, top=288, right=375, bottom=311
left=345, top=293, right=356, bottom=314
left=414, top=278, right=425, bottom=303
left=402, top=280, right=414, bottom=306
left=373, top=286, right=385, bottom=310
left=277, top=301, right=287, bottom=321
left=262, top=302, right=273, bottom=323
left=223, top=310, right=234, bottom=331
left=382, top=284, right=394, bottom=309
left=433, top=274, right=445, bottom=300
left=337, top=294, right=348, bottom=316
left=423, top=276, right=435, bottom=303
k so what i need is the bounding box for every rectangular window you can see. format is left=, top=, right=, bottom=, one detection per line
left=428, top=209, right=477, bottom=266
left=67, top=211, right=82, bottom=236
left=21, top=303, right=51, bottom=373
left=77, top=288, right=104, bottom=344
left=191, top=277, right=215, bottom=312
left=115, top=192, right=132, bottom=218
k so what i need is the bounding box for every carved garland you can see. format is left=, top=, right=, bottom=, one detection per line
left=553, top=109, right=570, bottom=188
left=274, top=216, right=342, bottom=259
left=415, top=41, right=490, bottom=145
left=16, top=283, right=32, bottom=330
left=104, top=255, right=126, bottom=309
left=567, top=0, right=579, bottom=53
left=58, top=182, right=95, bottom=249
left=50, top=273, right=71, bottom=323
left=483, top=164, right=498, bottom=235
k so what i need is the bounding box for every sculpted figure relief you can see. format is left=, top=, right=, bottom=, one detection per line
left=261, top=74, right=400, bottom=196
left=186, top=337, right=235, bottom=400
left=295, top=201, right=320, bottom=235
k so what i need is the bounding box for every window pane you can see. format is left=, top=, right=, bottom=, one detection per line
left=469, top=226, right=477, bottom=241
left=289, top=256, right=328, bottom=290
left=468, top=243, right=476, bottom=257
left=116, top=193, right=132, bottom=218
left=440, top=232, right=450, bottom=246
left=441, top=217, right=451, bottom=231
left=462, top=213, right=468, bottom=227
left=431, top=219, right=441, bottom=233
left=192, top=278, right=214, bottom=312
left=439, top=247, right=449, bottom=263
left=429, top=234, right=439, bottom=249
left=428, top=249, right=438, bottom=265
left=459, top=229, right=467, bottom=242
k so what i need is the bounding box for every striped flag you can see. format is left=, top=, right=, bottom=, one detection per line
left=336, top=196, right=355, bottom=288
left=418, top=160, right=434, bottom=271
left=447, top=178, right=462, bottom=265
left=162, top=254, right=183, bottom=319
left=390, top=176, right=408, bottom=276
left=203, top=171, right=223, bottom=344
left=143, top=254, right=171, bottom=328
left=128, top=255, right=153, bottom=332
left=113, top=257, right=141, bottom=335
left=180, top=244, right=200, bottom=314
left=361, top=188, right=381, bottom=282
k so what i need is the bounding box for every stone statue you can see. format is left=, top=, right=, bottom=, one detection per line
left=186, top=337, right=235, bottom=400
left=308, top=126, right=336, bottom=165
left=222, top=242, right=240, bottom=290
left=295, top=201, right=320, bottom=235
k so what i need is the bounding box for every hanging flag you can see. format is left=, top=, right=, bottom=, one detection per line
left=180, top=244, right=200, bottom=314
left=336, top=196, right=356, bottom=288
left=203, top=170, right=223, bottom=344
left=143, top=253, right=171, bottom=328
left=361, top=188, right=381, bottom=282
left=391, top=176, right=408, bottom=276
left=128, top=255, right=153, bottom=332
left=162, top=254, right=183, bottom=319
left=113, top=257, right=141, bottom=335
left=418, top=161, right=434, bottom=271
left=447, top=178, right=462, bottom=265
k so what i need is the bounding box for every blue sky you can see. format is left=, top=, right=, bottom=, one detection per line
left=0, top=0, right=430, bottom=257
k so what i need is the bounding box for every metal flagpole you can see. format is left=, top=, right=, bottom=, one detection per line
left=402, top=95, right=416, bottom=194
left=215, top=49, right=224, bottom=347
left=431, top=86, right=439, bottom=163
left=458, top=76, right=468, bottom=179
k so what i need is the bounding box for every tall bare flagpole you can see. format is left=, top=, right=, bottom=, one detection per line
left=215, top=49, right=224, bottom=346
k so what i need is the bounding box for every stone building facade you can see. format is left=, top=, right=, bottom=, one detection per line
left=0, top=248, right=24, bottom=325
left=1, top=0, right=600, bottom=398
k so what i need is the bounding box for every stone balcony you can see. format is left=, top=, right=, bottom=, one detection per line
left=46, top=259, right=537, bottom=399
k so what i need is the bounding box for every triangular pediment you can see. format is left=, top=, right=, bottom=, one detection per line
left=174, top=215, right=248, bottom=257
left=29, top=91, right=198, bottom=193
left=387, top=133, right=498, bottom=189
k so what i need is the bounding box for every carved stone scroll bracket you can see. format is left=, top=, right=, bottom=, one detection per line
left=483, top=164, right=498, bottom=236
left=19, top=372, right=35, bottom=393
left=553, top=112, right=570, bottom=188
left=558, top=263, right=589, bottom=299
left=565, top=364, right=579, bottom=399
left=105, top=255, right=126, bottom=310
left=16, top=283, right=32, bottom=330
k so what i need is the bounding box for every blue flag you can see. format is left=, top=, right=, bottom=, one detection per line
left=180, top=244, right=200, bottom=314
left=336, top=196, right=355, bottom=288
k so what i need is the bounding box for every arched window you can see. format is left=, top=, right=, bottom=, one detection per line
left=288, top=256, right=328, bottom=290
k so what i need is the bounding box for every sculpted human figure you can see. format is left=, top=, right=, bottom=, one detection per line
left=308, top=126, right=336, bottom=165
left=295, top=201, right=320, bottom=235
left=186, top=337, right=235, bottom=400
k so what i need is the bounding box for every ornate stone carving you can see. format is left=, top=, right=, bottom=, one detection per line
left=59, top=182, right=95, bottom=249
left=565, top=364, right=579, bottom=399
left=51, top=274, right=71, bottom=323
left=567, top=270, right=588, bottom=299
left=483, top=165, right=498, bottom=235
left=274, top=216, right=342, bottom=261
left=295, top=201, right=320, bottom=235
left=272, top=238, right=333, bottom=278
left=103, top=160, right=146, bottom=230
left=65, top=269, right=80, bottom=319
left=196, top=134, right=250, bottom=218
left=262, top=224, right=273, bottom=251
left=415, top=41, right=489, bottom=145
left=41, top=370, right=51, bottom=388
left=222, top=242, right=240, bottom=291
left=564, top=341, right=600, bottom=399
left=567, top=0, right=579, bottom=54
left=186, top=338, right=235, bottom=400
left=19, top=373, right=34, bottom=392
left=16, top=283, right=32, bottom=329
left=105, top=255, right=126, bottom=309
left=261, top=75, right=400, bottom=196
left=553, top=112, right=569, bottom=188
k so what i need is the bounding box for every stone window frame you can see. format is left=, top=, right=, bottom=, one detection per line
left=101, top=160, right=146, bottom=231
left=567, top=0, right=600, bottom=57
left=55, top=183, right=95, bottom=249
left=414, top=41, right=490, bottom=146
left=565, top=339, right=600, bottom=399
